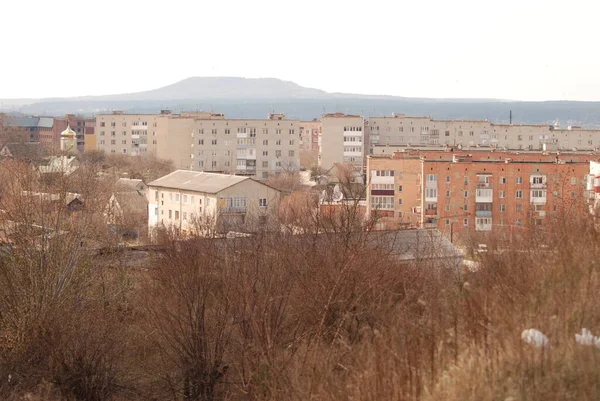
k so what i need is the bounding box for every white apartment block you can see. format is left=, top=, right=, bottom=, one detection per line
left=368, top=113, right=600, bottom=154
left=97, top=111, right=300, bottom=180
left=147, top=170, right=281, bottom=236
left=319, top=113, right=365, bottom=171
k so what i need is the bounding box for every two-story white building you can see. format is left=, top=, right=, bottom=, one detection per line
left=147, top=170, right=281, bottom=237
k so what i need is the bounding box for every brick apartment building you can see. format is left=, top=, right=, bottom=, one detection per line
left=366, top=150, right=596, bottom=241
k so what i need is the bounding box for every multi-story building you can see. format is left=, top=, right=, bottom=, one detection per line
left=96, top=111, right=300, bottom=180
left=3, top=116, right=54, bottom=143
left=95, top=111, right=164, bottom=156
left=147, top=170, right=281, bottom=236
left=368, top=113, right=600, bottom=154
left=320, top=113, right=365, bottom=171
left=299, top=119, right=320, bottom=152
left=366, top=150, right=595, bottom=240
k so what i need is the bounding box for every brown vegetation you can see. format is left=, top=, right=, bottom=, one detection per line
left=0, top=158, right=598, bottom=401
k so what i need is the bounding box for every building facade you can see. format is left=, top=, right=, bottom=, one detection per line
left=366, top=150, right=595, bottom=240
left=367, top=113, right=600, bottom=154
left=147, top=170, right=281, bottom=236
left=299, top=119, right=320, bottom=152
left=319, top=113, right=365, bottom=171
left=96, top=111, right=300, bottom=180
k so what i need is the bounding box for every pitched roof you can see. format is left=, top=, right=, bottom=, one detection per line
left=116, top=178, right=145, bottom=191
left=0, top=142, right=46, bottom=163
left=113, top=191, right=148, bottom=215
left=37, top=117, right=54, bottom=128
left=148, top=170, right=250, bottom=193
left=365, top=229, right=462, bottom=262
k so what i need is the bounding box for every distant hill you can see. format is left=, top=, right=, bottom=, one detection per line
left=2, top=77, right=600, bottom=127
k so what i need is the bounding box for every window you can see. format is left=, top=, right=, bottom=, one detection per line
left=100, top=122, right=105, bottom=127
left=446, top=190, right=450, bottom=197
left=499, top=190, right=505, bottom=198
left=464, top=190, right=468, bottom=198
left=517, top=176, right=523, bottom=184
left=263, top=140, right=268, bottom=145
left=370, top=196, right=394, bottom=210
left=288, top=150, right=295, bottom=157
left=464, top=204, right=468, bottom=211
left=168, top=210, right=172, bottom=219
left=276, top=140, right=281, bottom=146
left=463, top=218, right=468, bottom=226
left=175, top=211, right=179, bottom=220
left=262, top=161, right=268, bottom=168
left=500, top=204, right=506, bottom=212
left=289, top=140, right=295, bottom=145
left=211, top=139, right=217, bottom=145
left=398, top=185, right=403, bottom=192
left=154, top=207, right=158, bottom=216
left=259, top=198, right=267, bottom=207
left=398, top=199, right=403, bottom=205
left=516, top=219, right=522, bottom=226
left=275, top=150, right=282, bottom=157
left=531, top=189, right=545, bottom=198
left=191, top=196, right=195, bottom=204
left=516, top=204, right=523, bottom=212
left=500, top=177, right=506, bottom=184
left=374, top=170, right=394, bottom=177
left=183, top=212, right=187, bottom=221
left=445, top=204, right=450, bottom=212
left=176, top=194, right=180, bottom=202
left=446, top=176, right=450, bottom=183
left=532, top=176, right=544, bottom=185
left=199, top=139, right=204, bottom=145
left=516, top=190, right=523, bottom=198
left=571, top=177, right=577, bottom=185
left=183, top=195, right=188, bottom=203
left=263, top=151, right=268, bottom=156
left=427, top=174, right=437, bottom=182
left=425, top=188, right=437, bottom=199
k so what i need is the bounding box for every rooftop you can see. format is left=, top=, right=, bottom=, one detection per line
left=148, top=170, right=251, bottom=193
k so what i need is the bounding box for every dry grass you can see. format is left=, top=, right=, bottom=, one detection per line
left=0, top=166, right=599, bottom=400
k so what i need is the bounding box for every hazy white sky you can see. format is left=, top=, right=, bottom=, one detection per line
left=1, top=0, right=599, bottom=100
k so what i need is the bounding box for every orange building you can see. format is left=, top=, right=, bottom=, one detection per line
left=366, top=150, right=596, bottom=242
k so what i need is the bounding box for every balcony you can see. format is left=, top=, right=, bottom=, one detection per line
left=476, top=210, right=492, bottom=217
left=475, top=188, right=493, bottom=203
left=530, top=183, right=547, bottom=189
left=425, top=208, right=437, bottom=216
left=476, top=182, right=493, bottom=188
left=220, top=207, right=247, bottom=214
left=236, top=132, right=247, bottom=138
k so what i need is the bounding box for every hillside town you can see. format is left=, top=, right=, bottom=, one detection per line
left=1, top=110, right=599, bottom=248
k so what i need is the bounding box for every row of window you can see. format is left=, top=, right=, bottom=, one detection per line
left=424, top=174, right=577, bottom=186
left=423, top=188, right=549, bottom=199
left=100, top=121, right=154, bottom=127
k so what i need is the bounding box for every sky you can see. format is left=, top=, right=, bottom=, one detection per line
left=1, top=0, right=599, bottom=101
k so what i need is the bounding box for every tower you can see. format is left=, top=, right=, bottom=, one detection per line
left=60, top=125, right=76, bottom=152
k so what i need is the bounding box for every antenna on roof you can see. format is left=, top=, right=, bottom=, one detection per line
left=509, top=110, right=512, bottom=125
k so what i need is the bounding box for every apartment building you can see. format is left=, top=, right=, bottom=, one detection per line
left=96, top=111, right=300, bottom=180
left=366, top=150, right=595, bottom=239
left=147, top=170, right=281, bottom=236
left=299, top=119, right=320, bottom=152
left=368, top=113, right=600, bottom=154
left=95, top=112, right=164, bottom=156
left=320, top=113, right=365, bottom=171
